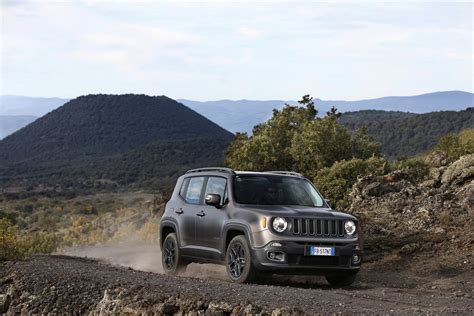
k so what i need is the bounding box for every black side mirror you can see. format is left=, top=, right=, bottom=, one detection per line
left=205, top=194, right=221, bottom=207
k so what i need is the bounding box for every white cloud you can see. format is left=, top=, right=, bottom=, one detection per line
left=237, top=26, right=263, bottom=39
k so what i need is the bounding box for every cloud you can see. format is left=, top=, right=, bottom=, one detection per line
left=237, top=26, right=263, bottom=39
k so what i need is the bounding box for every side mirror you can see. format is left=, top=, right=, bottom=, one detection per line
left=205, top=194, right=221, bottom=207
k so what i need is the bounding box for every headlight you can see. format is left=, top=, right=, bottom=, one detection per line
left=272, top=217, right=288, bottom=233
left=345, top=220, right=356, bottom=235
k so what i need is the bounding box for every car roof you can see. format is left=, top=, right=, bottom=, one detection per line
left=184, top=167, right=305, bottom=178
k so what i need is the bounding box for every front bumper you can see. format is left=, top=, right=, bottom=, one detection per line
left=251, top=240, right=362, bottom=275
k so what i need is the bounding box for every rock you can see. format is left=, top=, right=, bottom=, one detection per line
left=0, top=293, right=11, bottom=314
left=425, top=151, right=450, bottom=168
left=441, top=154, right=474, bottom=187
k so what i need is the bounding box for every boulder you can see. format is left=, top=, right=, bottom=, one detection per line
left=441, top=154, right=474, bottom=187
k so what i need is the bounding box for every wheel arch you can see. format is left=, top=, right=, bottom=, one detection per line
left=222, top=223, right=254, bottom=256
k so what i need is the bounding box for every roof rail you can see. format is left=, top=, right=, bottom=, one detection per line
left=266, top=171, right=304, bottom=177
left=185, top=167, right=235, bottom=175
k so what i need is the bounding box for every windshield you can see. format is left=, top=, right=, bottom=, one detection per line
left=233, top=175, right=325, bottom=207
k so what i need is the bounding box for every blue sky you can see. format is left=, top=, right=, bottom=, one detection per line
left=1, top=0, right=472, bottom=100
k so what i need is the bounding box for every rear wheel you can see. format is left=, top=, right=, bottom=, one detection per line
left=325, top=273, right=357, bottom=287
left=162, top=233, right=186, bottom=275
left=225, top=235, right=256, bottom=283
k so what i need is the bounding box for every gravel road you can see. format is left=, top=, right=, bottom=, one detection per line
left=1, top=254, right=473, bottom=314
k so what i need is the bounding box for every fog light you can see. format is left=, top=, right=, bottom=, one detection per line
left=270, top=242, right=282, bottom=247
left=267, top=251, right=285, bottom=262
left=352, top=254, right=361, bottom=264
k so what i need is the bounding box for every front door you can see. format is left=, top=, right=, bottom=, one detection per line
left=195, top=176, right=228, bottom=254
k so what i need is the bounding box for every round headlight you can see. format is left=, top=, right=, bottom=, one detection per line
left=345, top=220, right=356, bottom=235
left=272, top=217, right=288, bottom=233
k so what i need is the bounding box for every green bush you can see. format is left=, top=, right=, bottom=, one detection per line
left=391, top=157, right=430, bottom=183
left=314, top=157, right=388, bottom=210
left=435, top=128, right=474, bottom=160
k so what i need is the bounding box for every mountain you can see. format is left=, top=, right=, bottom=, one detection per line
left=179, top=91, right=473, bottom=133
left=340, top=108, right=474, bottom=158
left=0, top=94, right=234, bottom=190
left=0, top=115, right=38, bottom=139
left=0, top=95, right=69, bottom=116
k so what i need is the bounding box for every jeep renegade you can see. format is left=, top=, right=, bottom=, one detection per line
left=160, top=167, right=362, bottom=285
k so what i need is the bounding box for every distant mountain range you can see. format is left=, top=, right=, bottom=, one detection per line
left=179, top=91, right=473, bottom=133
left=1, top=91, right=472, bottom=137
left=0, top=94, right=233, bottom=190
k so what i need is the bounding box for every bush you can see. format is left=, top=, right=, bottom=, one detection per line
left=0, top=218, right=59, bottom=261
left=391, top=157, right=430, bottom=183
left=435, top=128, right=474, bottom=160
left=0, top=218, right=25, bottom=260
left=314, top=157, right=388, bottom=210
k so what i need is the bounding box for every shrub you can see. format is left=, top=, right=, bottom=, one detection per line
left=435, top=128, right=474, bottom=160
left=391, top=157, right=430, bottom=183
left=314, top=157, right=388, bottom=210
left=0, top=218, right=25, bottom=261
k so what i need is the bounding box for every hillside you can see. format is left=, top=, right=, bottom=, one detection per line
left=0, top=94, right=233, bottom=189
left=340, top=108, right=474, bottom=158
left=0, top=115, right=38, bottom=140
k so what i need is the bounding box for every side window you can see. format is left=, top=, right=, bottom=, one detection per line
left=204, top=177, right=227, bottom=204
left=179, top=178, right=189, bottom=199
left=185, top=177, right=205, bottom=204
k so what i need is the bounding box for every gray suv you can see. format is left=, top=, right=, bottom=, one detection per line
left=160, top=167, right=362, bottom=285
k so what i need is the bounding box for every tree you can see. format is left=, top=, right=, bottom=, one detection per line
left=225, top=94, right=381, bottom=176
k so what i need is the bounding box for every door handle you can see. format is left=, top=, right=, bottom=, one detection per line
left=175, top=208, right=184, bottom=215
left=196, top=210, right=206, bottom=217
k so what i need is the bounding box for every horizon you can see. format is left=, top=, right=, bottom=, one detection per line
left=1, top=89, right=473, bottom=103
left=1, top=1, right=472, bottom=101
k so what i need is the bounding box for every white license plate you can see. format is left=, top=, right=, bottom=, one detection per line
left=310, top=246, right=335, bottom=256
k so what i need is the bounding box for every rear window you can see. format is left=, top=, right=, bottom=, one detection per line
left=184, top=177, right=205, bottom=204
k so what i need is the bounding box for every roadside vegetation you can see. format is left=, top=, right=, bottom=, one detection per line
left=0, top=192, right=165, bottom=261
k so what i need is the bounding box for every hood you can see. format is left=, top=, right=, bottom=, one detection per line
left=237, top=204, right=357, bottom=220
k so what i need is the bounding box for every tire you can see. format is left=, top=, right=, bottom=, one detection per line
left=225, top=235, right=256, bottom=283
left=325, top=273, right=357, bottom=287
left=162, top=233, right=186, bottom=276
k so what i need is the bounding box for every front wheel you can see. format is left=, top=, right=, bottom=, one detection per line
left=325, top=273, right=357, bottom=287
left=162, top=233, right=186, bottom=275
left=225, top=235, right=256, bottom=283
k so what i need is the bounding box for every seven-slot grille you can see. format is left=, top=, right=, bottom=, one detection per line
left=291, top=218, right=345, bottom=237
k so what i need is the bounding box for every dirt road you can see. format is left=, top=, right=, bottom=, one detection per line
left=1, top=251, right=473, bottom=314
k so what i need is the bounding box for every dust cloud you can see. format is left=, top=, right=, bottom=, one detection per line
left=63, top=244, right=227, bottom=280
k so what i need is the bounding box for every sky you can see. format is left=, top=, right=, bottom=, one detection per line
left=0, top=0, right=472, bottom=101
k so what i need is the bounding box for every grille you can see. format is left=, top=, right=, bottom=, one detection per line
left=291, top=218, right=345, bottom=237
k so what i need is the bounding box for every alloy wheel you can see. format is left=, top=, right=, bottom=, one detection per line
left=228, top=242, right=246, bottom=278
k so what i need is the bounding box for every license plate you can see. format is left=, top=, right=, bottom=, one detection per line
left=309, top=246, right=335, bottom=256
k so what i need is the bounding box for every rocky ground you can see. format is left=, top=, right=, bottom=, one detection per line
left=349, top=153, right=474, bottom=274
left=1, top=254, right=473, bottom=315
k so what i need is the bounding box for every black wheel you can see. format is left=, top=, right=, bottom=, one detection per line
left=225, top=235, right=256, bottom=283
left=325, top=273, right=357, bottom=287
left=162, top=233, right=186, bottom=275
